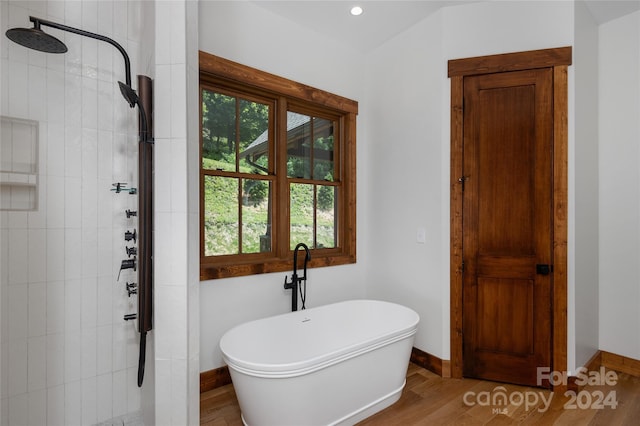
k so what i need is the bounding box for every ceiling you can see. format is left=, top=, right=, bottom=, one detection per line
left=252, top=0, right=640, bottom=53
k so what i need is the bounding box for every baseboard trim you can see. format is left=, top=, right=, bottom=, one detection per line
left=410, top=347, right=451, bottom=378
left=200, top=365, right=231, bottom=394
left=601, top=350, right=640, bottom=377
left=568, top=350, right=640, bottom=392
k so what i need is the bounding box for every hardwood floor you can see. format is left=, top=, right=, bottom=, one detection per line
left=200, top=363, right=640, bottom=425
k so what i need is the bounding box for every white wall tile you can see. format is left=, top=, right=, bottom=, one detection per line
left=112, top=369, right=127, bottom=417
left=46, top=332, right=64, bottom=387
left=81, top=376, right=97, bottom=426
left=64, top=126, right=82, bottom=178
left=8, top=61, right=28, bottom=118
left=82, top=75, right=98, bottom=128
left=46, top=384, right=65, bottom=425
left=47, top=384, right=65, bottom=425
left=28, top=228, right=46, bottom=283
left=65, top=379, right=82, bottom=426
left=27, top=335, right=47, bottom=391
left=64, top=331, right=81, bottom=383
left=47, top=229, right=65, bottom=281
left=64, top=74, right=82, bottom=127
left=171, top=358, right=188, bottom=424
left=46, top=175, right=65, bottom=228
left=8, top=393, right=28, bottom=426
left=81, top=277, right=97, bottom=329
left=47, top=69, right=66, bottom=126
left=64, top=279, right=81, bottom=333
left=8, top=337, right=27, bottom=396
left=8, top=228, right=28, bottom=284
left=80, top=230, right=97, bottom=278
left=47, top=281, right=65, bottom=335
left=170, top=2, right=186, bottom=65
left=96, top=276, right=113, bottom=327
left=28, top=388, right=47, bottom=426
left=97, top=131, right=113, bottom=180
left=64, top=227, right=81, bottom=280
left=81, top=327, right=97, bottom=379
left=126, top=367, right=141, bottom=413
left=96, top=373, right=113, bottom=422
left=97, top=81, right=114, bottom=131
left=28, top=64, right=47, bottom=122
left=28, top=282, right=46, bottom=337
left=154, top=65, right=171, bottom=139
left=8, top=284, right=27, bottom=340
left=96, top=325, right=113, bottom=375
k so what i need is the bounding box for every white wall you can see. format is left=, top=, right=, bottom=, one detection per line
left=1, top=1, right=148, bottom=424
left=198, top=1, right=368, bottom=373
left=363, top=10, right=448, bottom=358
left=599, top=11, right=640, bottom=360
left=574, top=0, right=600, bottom=370
left=364, top=0, right=576, bottom=364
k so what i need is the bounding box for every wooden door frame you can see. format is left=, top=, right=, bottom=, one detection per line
left=448, top=47, right=572, bottom=383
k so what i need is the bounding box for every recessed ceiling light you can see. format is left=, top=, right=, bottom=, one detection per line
left=350, top=6, right=363, bottom=16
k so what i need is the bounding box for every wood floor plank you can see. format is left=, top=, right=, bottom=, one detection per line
left=200, top=363, right=640, bottom=425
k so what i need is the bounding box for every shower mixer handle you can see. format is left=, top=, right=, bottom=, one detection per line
left=126, top=246, right=137, bottom=257
left=124, top=229, right=137, bottom=243
left=125, top=209, right=137, bottom=218
left=117, top=257, right=137, bottom=281
left=124, top=313, right=137, bottom=321
left=126, top=282, right=138, bottom=297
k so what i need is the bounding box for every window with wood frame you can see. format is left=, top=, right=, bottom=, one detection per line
left=199, top=52, right=357, bottom=280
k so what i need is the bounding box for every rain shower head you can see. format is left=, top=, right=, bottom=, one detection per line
left=6, top=16, right=132, bottom=90
left=5, top=21, right=67, bottom=53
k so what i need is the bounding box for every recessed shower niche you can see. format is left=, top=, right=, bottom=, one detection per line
left=0, top=116, right=39, bottom=211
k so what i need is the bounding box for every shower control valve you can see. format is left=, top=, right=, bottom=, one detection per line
left=117, top=257, right=137, bottom=281
left=125, top=246, right=137, bottom=257
left=126, top=282, right=138, bottom=297
left=125, top=209, right=137, bottom=218
left=124, top=229, right=137, bottom=243
left=124, top=313, right=137, bottom=321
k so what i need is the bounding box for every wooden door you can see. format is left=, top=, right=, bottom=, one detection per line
left=461, top=68, right=553, bottom=387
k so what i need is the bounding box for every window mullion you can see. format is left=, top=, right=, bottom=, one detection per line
left=275, top=98, right=290, bottom=260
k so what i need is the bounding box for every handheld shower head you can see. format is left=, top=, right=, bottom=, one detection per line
left=5, top=20, right=67, bottom=53
left=119, top=81, right=139, bottom=108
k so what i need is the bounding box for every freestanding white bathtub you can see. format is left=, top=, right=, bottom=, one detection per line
left=219, top=299, right=419, bottom=426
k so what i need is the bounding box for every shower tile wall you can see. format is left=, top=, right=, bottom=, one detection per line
left=1, top=1, right=146, bottom=424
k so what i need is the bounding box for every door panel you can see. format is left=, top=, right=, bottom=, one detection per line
left=462, top=68, right=553, bottom=387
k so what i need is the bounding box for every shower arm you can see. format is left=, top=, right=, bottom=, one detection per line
left=30, top=16, right=132, bottom=89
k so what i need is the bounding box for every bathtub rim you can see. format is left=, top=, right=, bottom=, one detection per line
left=220, top=299, right=419, bottom=378
left=224, top=327, right=417, bottom=378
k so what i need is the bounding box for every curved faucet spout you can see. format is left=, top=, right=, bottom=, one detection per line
left=293, top=242, right=311, bottom=278
left=285, top=243, right=311, bottom=311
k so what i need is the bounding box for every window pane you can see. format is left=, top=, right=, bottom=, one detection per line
left=203, top=175, right=239, bottom=256
left=202, top=90, right=236, bottom=172
left=290, top=183, right=314, bottom=249
left=239, top=99, right=270, bottom=175
left=313, top=117, right=335, bottom=182
left=242, top=179, right=272, bottom=253
left=287, top=112, right=312, bottom=179
left=317, top=184, right=337, bottom=248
